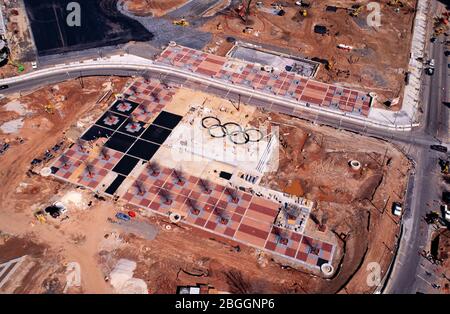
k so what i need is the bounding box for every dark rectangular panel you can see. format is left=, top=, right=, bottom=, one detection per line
left=140, top=124, right=172, bottom=144
left=152, top=111, right=183, bottom=130
left=127, top=140, right=160, bottom=161
left=105, top=132, right=136, bottom=153
left=112, top=155, right=140, bottom=175
left=81, top=125, right=114, bottom=141
left=105, top=174, right=126, bottom=195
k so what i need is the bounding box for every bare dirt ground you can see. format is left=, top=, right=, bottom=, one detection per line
left=0, top=77, right=128, bottom=293
left=201, top=0, right=417, bottom=108
left=253, top=111, right=411, bottom=293
left=124, top=0, right=190, bottom=17
left=0, top=0, right=36, bottom=78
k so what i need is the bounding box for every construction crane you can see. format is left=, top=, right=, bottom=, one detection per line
left=172, top=18, right=189, bottom=26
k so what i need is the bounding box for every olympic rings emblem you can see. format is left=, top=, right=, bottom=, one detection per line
left=201, top=116, right=264, bottom=145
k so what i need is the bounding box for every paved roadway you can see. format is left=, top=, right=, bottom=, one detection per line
left=0, top=3, right=448, bottom=294
left=385, top=0, right=449, bottom=294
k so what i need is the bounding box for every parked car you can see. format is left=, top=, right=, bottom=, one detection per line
left=443, top=204, right=450, bottom=221
left=428, top=59, right=435, bottom=67
left=392, top=202, right=403, bottom=216
left=31, top=61, right=38, bottom=69
left=430, top=144, right=448, bottom=153
left=53, top=202, right=67, bottom=214
left=443, top=191, right=450, bottom=204
left=115, top=213, right=131, bottom=221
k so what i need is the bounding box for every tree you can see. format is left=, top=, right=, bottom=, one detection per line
left=135, top=180, right=146, bottom=196
left=199, top=179, right=212, bottom=194
left=225, top=187, right=239, bottom=203
left=172, top=169, right=185, bottom=186
left=147, top=161, right=160, bottom=176
left=215, top=207, right=229, bottom=225
left=100, top=146, right=110, bottom=160
left=142, top=71, right=151, bottom=83
left=129, top=113, right=140, bottom=130
left=139, top=103, right=148, bottom=114
left=84, top=162, right=95, bottom=178
left=76, top=139, right=86, bottom=152
left=129, top=85, right=137, bottom=95
left=60, top=154, right=70, bottom=169
left=187, top=198, right=200, bottom=215
left=159, top=189, right=173, bottom=205
left=150, top=91, right=159, bottom=103
left=303, top=237, right=319, bottom=255
left=273, top=227, right=288, bottom=245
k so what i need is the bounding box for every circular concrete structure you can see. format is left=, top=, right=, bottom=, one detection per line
left=349, top=160, right=362, bottom=171
left=321, top=263, right=334, bottom=277
left=40, top=167, right=52, bottom=177
left=169, top=212, right=181, bottom=223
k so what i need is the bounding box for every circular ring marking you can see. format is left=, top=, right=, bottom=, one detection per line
left=244, top=128, right=264, bottom=142
left=222, top=122, right=242, bottom=135
left=201, top=116, right=221, bottom=129
left=208, top=124, right=227, bottom=138
left=229, top=130, right=250, bottom=145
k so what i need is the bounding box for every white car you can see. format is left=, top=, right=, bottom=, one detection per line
left=53, top=201, right=67, bottom=214
left=31, top=61, right=38, bottom=69
left=393, top=203, right=402, bottom=216
left=428, top=59, right=435, bottom=67
left=444, top=204, right=450, bottom=221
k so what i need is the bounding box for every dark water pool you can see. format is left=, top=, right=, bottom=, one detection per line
left=24, top=0, right=154, bottom=56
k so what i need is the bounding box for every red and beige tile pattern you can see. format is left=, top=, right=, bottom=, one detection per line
left=121, top=165, right=335, bottom=269
left=157, top=45, right=371, bottom=117
left=52, top=145, right=122, bottom=189
left=124, top=78, right=178, bottom=123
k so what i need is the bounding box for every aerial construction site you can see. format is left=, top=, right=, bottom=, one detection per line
left=0, top=0, right=449, bottom=296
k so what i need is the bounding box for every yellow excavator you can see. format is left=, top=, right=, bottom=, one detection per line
left=44, top=102, right=55, bottom=114
left=388, top=0, right=404, bottom=7
left=173, top=18, right=189, bottom=27
left=34, top=210, right=47, bottom=223
left=349, top=6, right=362, bottom=17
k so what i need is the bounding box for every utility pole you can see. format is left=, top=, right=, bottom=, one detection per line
left=78, top=71, right=84, bottom=89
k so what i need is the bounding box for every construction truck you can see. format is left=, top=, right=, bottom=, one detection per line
left=173, top=18, right=189, bottom=27
left=325, top=60, right=334, bottom=71
left=299, top=9, right=308, bottom=17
